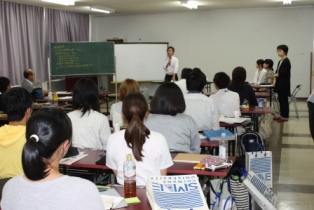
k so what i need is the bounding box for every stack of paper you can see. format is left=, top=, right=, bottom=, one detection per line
left=100, top=188, right=128, bottom=209
left=59, top=152, right=87, bottom=165
left=219, top=117, right=249, bottom=124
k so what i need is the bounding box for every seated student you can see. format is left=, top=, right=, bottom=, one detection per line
left=210, top=72, right=240, bottom=117
left=67, top=78, right=110, bottom=150
left=263, top=59, right=274, bottom=84
left=110, top=78, right=140, bottom=126
left=21, top=68, right=48, bottom=96
left=184, top=68, right=219, bottom=131
left=106, top=93, right=173, bottom=186
left=175, top=68, right=192, bottom=95
left=0, top=88, right=33, bottom=179
left=252, top=59, right=267, bottom=84
left=229, top=67, right=258, bottom=107
left=0, top=76, right=11, bottom=112
left=145, top=83, right=200, bottom=154
left=1, top=108, right=104, bottom=210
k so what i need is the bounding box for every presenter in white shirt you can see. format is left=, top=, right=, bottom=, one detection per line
left=252, top=59, right=267, bottom=84
left=163, top=46, right=179, bottom=82
left=210, top=72, right=240, bottom=117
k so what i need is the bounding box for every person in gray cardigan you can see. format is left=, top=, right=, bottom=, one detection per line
left=145, top=82, right=201, bottom=154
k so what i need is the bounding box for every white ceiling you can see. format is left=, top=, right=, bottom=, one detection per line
left=6, top=0, right=314, bottom=15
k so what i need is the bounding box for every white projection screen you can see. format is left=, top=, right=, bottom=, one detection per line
left=115, top=43, right=168, bottom=82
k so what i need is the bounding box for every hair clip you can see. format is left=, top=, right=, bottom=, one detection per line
left=30, top=134, right=39, bottom=142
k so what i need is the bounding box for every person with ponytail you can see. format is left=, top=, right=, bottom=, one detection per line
left=1, top=108, right=104, bottom=210
left=106, top=93, right=173, bottom=186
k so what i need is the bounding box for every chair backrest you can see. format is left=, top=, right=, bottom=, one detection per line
left=291, top=84, right=302, bottom=99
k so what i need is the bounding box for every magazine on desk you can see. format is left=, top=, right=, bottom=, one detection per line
left=146, top=175, right=209, bottom=210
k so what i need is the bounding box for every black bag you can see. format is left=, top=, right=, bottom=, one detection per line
left=31, top=88, right=44, bottom=99
left=240, top=127, right=264, bottom=154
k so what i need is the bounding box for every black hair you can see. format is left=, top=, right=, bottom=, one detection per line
left=230, top=67, right=247, bottom=88
left=277, top=44, right=289, bottom=55
left=72, top=78, right=100, bottom=116
left=167, top=46, right=175, bottom=52
left=181, top=68, right=192, bottom=79
left=186, top=68, right=207, bottom=92
left=123, top=93, right=150, bottom=161
left=0, top=76, right=10, bottom=93
left=264, top=59, right=274, bottom=70
left=256, top=59, right=264, bottom=67
left=1, top=87, right=33, bottom=121
left=23, top=108, right=72, bottom=181
left=23, top=69, right=33, bottom=79
left=150, top=83, right=185, bottom=116
left=213, top=72, right=231, bottom=89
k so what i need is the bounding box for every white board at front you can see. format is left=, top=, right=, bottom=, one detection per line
left=115, top=43, right=168, bottom=82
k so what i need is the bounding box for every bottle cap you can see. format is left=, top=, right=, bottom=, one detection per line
left=126, top=154, right=132, bottom=160
left=221, top=133, right=226, bottom=137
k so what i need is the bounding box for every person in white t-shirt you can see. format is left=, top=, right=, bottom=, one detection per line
left=175, top=68, right=192, bottom=95
left=252, top=59, right=267, bottom=84
left=1, top=108, right=104, bottom=210
left=184, top=68, right=219, bottom=131
left=106, top=93, right=173, bottom=186
left=163, top=46, right=179, bottom=82
left=109, top=79, right=140, bottom=126
left=210, top=72, right=240, bottom=117
left=67, top=78, right=110, bottom=150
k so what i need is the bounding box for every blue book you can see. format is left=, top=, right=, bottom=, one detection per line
left=203, top=129, right=235, bottom=141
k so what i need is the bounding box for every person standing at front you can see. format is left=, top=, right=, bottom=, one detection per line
left=163, top=46, right=179, bottom=82
left=274, top=45, right=291, bottom=122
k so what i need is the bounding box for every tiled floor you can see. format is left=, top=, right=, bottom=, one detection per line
left=266, top=100, right=314, bottom=210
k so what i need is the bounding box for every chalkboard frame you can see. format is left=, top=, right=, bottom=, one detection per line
left=50, top=42, right=115, bottom=76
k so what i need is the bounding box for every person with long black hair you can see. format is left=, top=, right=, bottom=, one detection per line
left=1, top=108, right=104, bottom=210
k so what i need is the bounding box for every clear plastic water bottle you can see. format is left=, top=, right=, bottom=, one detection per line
left=123, top=154, right=136, bottom=198
left=258, top=98, right=264, bottom=109
left=219, top=133, right=228, bottom=161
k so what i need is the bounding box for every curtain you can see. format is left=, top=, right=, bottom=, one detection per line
left=0, top=1, right=45, bottom=85
left=0, top=1, right=89, bottom=85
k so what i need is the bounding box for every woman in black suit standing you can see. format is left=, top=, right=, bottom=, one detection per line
left=274, top=45, right=291, bottom=122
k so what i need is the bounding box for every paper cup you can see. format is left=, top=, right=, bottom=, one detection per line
left=234, top=111, right=241, bottom=118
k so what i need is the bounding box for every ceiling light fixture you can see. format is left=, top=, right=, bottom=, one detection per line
left=41, top=0, right=75, bottom=6
left=90, top=6, right=115, bottom=14
left=181, top=1, right=198, bottom=9
left=283, top=0, right=292, bottom=4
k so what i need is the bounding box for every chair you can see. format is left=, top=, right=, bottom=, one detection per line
left=289, top=84, right=302, bottom=118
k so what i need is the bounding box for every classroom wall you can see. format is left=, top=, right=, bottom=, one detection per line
left=92, top=6, right=314, bottom=97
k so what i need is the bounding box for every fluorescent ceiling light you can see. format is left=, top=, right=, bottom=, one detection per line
left=181, top=1, right=198, bottom=9
left=41, top=0, right=75, bottom=6
left=283, top=0, right=292, bottom=4
left=90, top=6, right=115, bottom=14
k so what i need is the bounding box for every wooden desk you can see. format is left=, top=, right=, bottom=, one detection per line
left=109, top=186, right=151, bottom=210
left=241, top=106, right=273, bottom=131
left=251, top=84, right=274, bottom=106
left=62, top=149, right=234, bottom=178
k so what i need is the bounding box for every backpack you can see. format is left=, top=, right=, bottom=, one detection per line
left=240, top=126, right=264, bottom=155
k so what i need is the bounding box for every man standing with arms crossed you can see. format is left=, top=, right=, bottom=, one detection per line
left=163, top=46, right=179, bottom=82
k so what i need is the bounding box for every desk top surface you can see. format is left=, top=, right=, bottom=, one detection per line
left=67, top=149, right=234, bottom=177
left=241, top=106, right=273, bottom=114
left=110, top=186, right=151, bottom=210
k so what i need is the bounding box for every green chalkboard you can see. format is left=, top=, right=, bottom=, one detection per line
left=50, top=42, right=115, bottom=76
